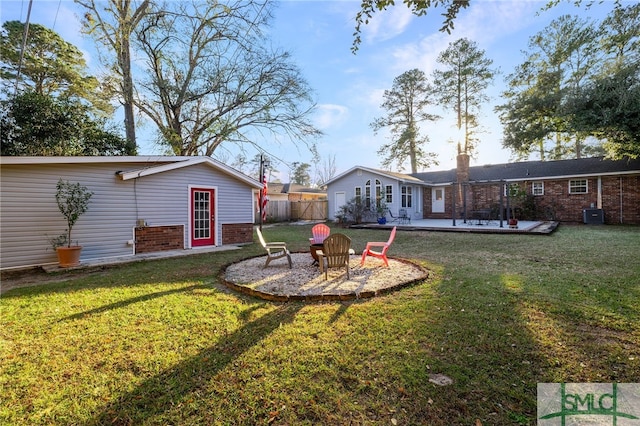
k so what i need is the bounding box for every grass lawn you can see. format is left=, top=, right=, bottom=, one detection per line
left=1, top=224, right=639, bottom=425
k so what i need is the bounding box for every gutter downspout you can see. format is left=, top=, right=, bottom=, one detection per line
left=619, top=177, right=623, bottom=224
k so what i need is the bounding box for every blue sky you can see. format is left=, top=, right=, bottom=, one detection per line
left=2, top=0, right=620, bottom=181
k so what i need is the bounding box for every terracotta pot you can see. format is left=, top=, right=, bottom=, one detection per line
left=56, top=246, right=82, bottom=267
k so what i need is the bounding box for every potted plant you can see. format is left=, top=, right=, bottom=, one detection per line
left=49, top=179, right=93, bottom=267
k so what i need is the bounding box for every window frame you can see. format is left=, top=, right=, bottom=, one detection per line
left=385, top=185, right=393, bottom=204
left=532, top=182, right=544, bottom=196
left=401, top=185, right=413, bottom=208
left=569, top=179, right=588, bottom=194
left=504, top=183, right=522, bottom=197
left=364, top=180, right=374, bottom=209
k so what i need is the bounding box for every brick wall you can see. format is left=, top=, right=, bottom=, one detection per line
left=135, top=225, right=184, bottom=254
left=422, top=185, right=454, bottom=219
left=601, top=175, right=640, bottom=224
left=222, top=223, right=253, bottom=244
left=420, top=175, right=640, bottom=224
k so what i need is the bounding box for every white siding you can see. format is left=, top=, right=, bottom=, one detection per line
left=326, top=169, right=397, bottom=220
left=1, top=161, right=256, bottom=270
left=326, top=169, right=423, bottom=221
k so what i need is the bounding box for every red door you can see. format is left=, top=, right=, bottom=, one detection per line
left=191, top=188, right=215, bottom=247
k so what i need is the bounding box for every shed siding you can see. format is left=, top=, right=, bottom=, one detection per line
left=132, top=163, right=255, bottom=246
left=1, top=163, right=139, bottom=269
left=1, top=161, right=256, bottom=270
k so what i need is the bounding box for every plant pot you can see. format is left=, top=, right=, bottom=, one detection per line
left=508, top=219, right=518, bottom=229
left=56, top=246, right=82, bottom=267
left=377, top=217, right=387, bottom=225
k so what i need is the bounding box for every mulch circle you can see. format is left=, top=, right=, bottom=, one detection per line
left=220, top=252, right=430, bottom=302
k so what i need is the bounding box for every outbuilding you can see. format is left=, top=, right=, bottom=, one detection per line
left=0, top=156, right=262, bottom=270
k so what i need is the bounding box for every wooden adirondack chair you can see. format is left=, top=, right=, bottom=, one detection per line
left=256, top=227, right=292, bottom=268
left=318, top=233, right=352, bottom=280
left=360, top=226, right=396, bottom=267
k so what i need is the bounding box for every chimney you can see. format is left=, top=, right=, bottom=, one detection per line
left=457, top=153, right=470, bottom=183
left=456, top=153, right=471, bottom=214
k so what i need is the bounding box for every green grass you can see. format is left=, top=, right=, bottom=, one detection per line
left=1, top=224, right=639, bottom=425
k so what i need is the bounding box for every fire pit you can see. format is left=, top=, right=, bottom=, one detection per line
left=310, top=243, right=323, bottom=264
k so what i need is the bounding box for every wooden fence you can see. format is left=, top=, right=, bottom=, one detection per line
left=256, top=200, right=328, bottom=223
left=290, top=200, right=328, bottom=221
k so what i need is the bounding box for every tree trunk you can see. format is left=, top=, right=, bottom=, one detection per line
left=120, top=34, right=136, bottom=146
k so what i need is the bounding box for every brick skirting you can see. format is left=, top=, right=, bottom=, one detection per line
left=222, top=223, right=253, bottom=245
left=135, top=225, right=184, bottom=254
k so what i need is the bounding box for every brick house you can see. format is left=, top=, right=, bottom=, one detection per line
left=412, top=155, right=640, bottom=224
left=325, top=155, right=640, bottom=225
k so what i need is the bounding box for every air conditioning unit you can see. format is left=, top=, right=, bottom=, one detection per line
left=583, top=209, right=604, bottom=224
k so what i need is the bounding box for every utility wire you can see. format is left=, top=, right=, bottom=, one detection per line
left=14, top=0, right=33, bottom=97
left=52, top=0, right=62, bottom=30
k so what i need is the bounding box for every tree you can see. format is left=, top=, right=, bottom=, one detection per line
left=598, top=2, right=640, bottom=73
left=290, top=162, right=311, bottom=186
left=315, top=153, right=337, bottom=187
left=432, top=38, right=496, bottom=157
left=563, top=3, right=640, bottom=159
left=371, top=69, right=440, bottom=173
left=351, top=0, right=627, bottom=53
left=129, top=0, right=320, bottom=157
left=246, top=153, right=277, bottom=180
left=77, top=0, right=151, bottom=147
left=352, top=0, right=470, bottom=53
left=567, top=64, right=640, bottom=159
left=0, top=21, right=113, bottom=115
left=496, top=63, right=563, bottom=161
left=0, top=91, right=134, bottom=156
left=497, top=15, right=600, bottom=160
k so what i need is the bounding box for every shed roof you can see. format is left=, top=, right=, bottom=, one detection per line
left=0, top=156, right=263, bottom=189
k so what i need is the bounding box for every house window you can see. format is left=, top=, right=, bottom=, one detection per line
left=401, top=186, right=412, bottom=208
left=569, top=179, right=588, bottom=194
left=374, top=179, right=383, bottom=210
left=505, top=183, right=522, bottom=197
left=355, top=187, right=362, bottom=200
left=532, top=182, right=544, bottom=196
left=364, top=180, right=372, bottom=208
left=385, top=185, right=393, bottom=203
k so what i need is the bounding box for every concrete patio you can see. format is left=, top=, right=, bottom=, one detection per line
left=351, top=218, right=559, bottom=234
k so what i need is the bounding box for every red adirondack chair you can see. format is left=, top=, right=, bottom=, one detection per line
left=310, top=223, right=330, bottom=244
left=360, top=226, right=397, bottom=267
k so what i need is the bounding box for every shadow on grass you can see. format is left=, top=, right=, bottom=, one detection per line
left=393, top=265, right=640, bottom=424
left=328, top=302, right=350, bottom=324
left=89, top=303, right=303, bottom=425
left=382, top=269, right=550, bottom=425
left=58, top=284, right=208, bottom=322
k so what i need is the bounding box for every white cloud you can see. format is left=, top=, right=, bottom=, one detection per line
left=453, top=0, right=540, bottom=46
left=362, top=5, right=414, bottom=44
left=314, top=104, right=349, bottom=129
